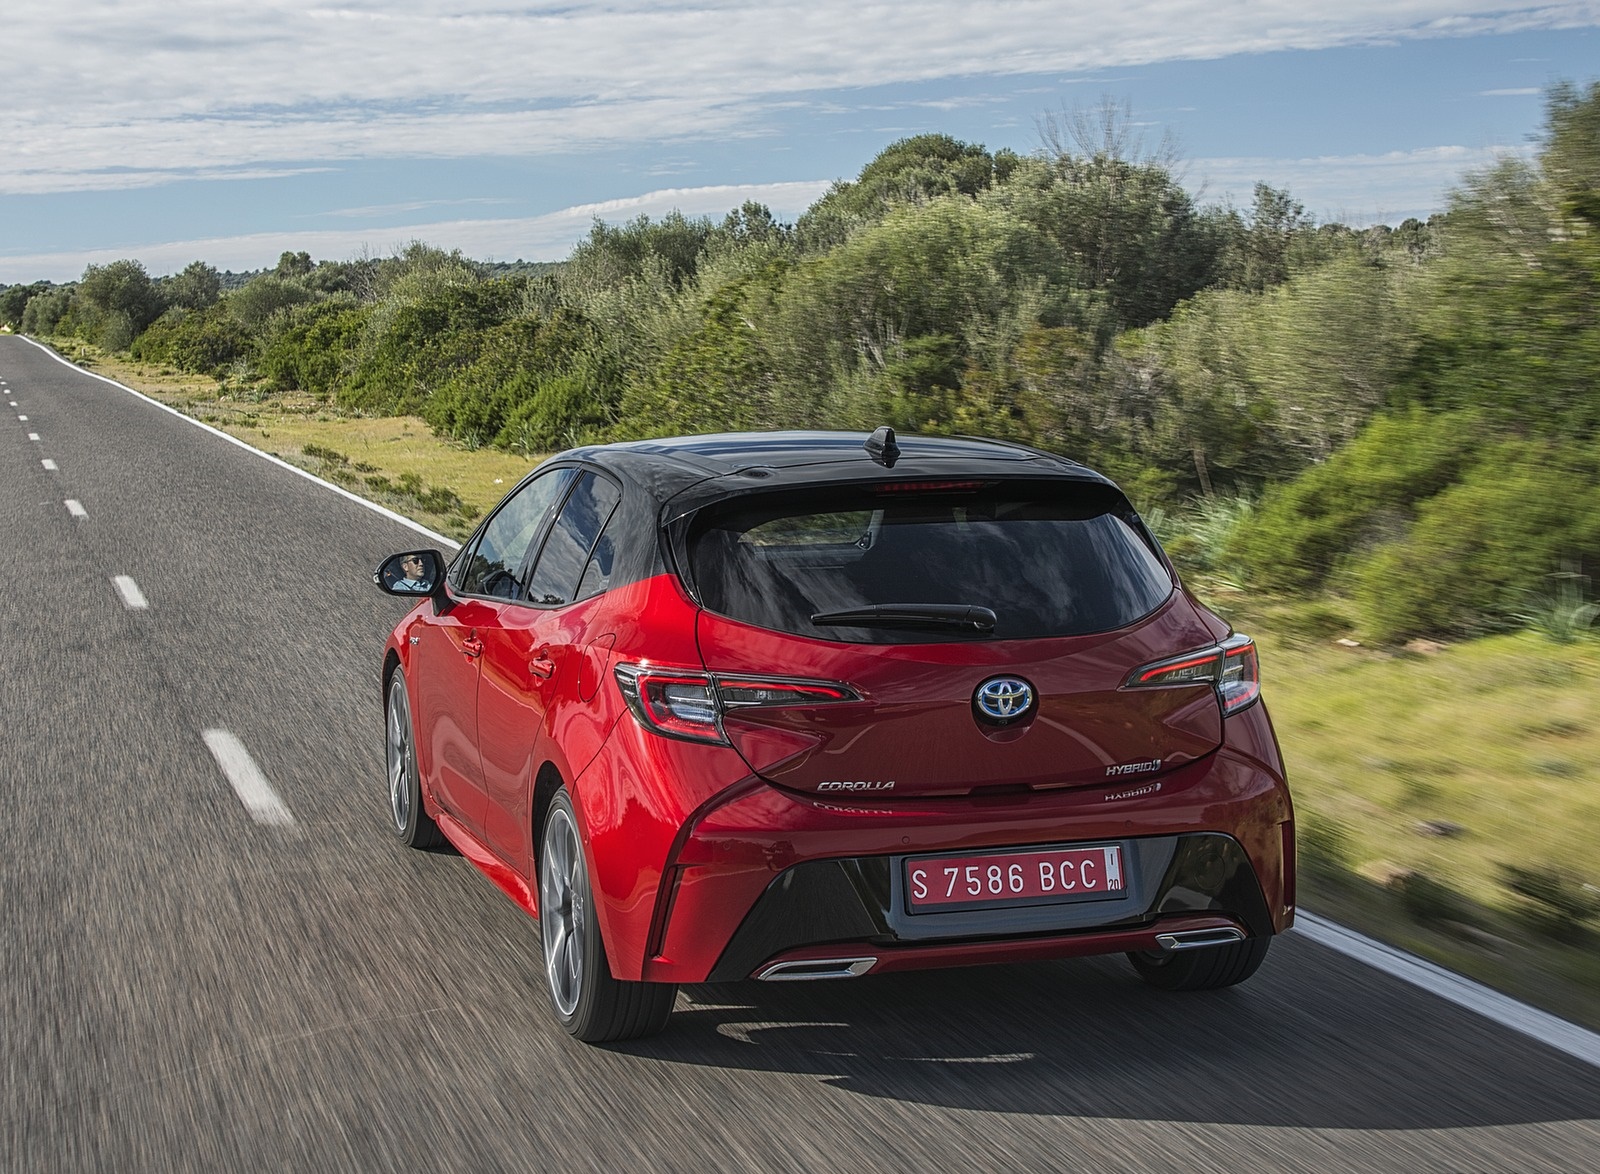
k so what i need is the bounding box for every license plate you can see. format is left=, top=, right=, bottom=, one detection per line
left=904, top=843, right=1125, bottom=913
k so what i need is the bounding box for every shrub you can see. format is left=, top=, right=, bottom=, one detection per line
left=134, top=303, right=254, bottom=375
left=1229, top=407, right=1481, bottom=592
left=1497, top=863, right=1600, bottom=943
left=1350, top=440, right=1600, bottom=640
left=1514, top=569, right=1600, bottom=643
left=21, top=287, right=74, bottom=335
left=228, top=274, right=317, bottom=330
left=1393, top=871, right=1476, bottom=927
left=257, top=300, right=368, bottom=395
left=342, top=278, right=525, bottom=415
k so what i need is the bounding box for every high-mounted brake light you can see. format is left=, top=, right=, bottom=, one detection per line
left=1126, top=634, right=1261, bottom=716
left=871, top=480, right=990, bottom=494
left=614, top=665, right=861, bottom=744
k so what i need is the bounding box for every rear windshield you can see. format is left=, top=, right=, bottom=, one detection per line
left=685, top=481, right=1173, bottom=643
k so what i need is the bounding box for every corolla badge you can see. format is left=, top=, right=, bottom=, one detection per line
left=974, top=676, right=1035, bottom=721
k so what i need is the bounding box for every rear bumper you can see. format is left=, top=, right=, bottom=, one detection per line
left=700, top=832, right=1269, bottom=982
left=638, top=709, right=1293, bottom=984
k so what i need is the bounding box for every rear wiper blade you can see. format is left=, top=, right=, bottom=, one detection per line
left=810, top=604, right=997, bottom=633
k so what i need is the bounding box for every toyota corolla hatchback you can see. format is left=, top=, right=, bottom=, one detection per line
left=374, top=429, right=1294, bottom=1042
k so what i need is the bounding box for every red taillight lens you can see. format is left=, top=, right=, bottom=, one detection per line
left=1127, top=634, right=1261, bottom=716
left=614, top=665, right=860, bottom=743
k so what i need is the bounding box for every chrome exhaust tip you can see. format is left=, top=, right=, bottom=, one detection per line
left=755, top=957, right=877, bottom=982
left=1155, top=927, right=1247, bottom=951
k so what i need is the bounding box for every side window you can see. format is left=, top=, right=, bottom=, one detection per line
left=525, top=473, right=622, bottom=606
left=575, top=526, right=616, bottom=602
left=457, top=468, right=577, bottom=599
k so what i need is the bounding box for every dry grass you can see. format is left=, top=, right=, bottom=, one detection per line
left=67, top=344, right=540, bottom=539
left=1261, top=629, right=1599, bottom=910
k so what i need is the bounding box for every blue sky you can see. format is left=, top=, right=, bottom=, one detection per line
left=2, top=1, right=1597, bottom=283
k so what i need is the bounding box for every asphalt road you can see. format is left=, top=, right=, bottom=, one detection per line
left=2, top=333, right=1597, bottom=1173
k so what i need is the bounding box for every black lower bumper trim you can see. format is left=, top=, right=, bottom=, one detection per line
left=705, top=832, right=1273, bottom=983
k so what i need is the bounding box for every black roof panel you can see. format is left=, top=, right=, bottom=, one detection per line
left=554, top=430, right=1109, bottom=514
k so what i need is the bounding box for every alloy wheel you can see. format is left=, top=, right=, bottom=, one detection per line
left=386, top=676, right=411, bottom=833
left=540, top=806, right=585, bottom=1018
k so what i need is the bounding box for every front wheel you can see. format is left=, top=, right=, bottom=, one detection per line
left=539, top=791, right=676, bottom=1042
left=386, top=668, right=444, bottom=849
left=1127, top=935, right=1270, bottom=991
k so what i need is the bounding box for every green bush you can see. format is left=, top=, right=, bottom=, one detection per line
left=1394, top=871, right=1477, bottom=927
left=341, top=277, right=525, bottom=415
left=21, top=287, right=74, bottom=335
left=257, top=300, right=368, bottom=395
left=1350, top=440, right=1600, bottom=640
left=131, top=303, right=254, bottom=375
left=421, top=308, right=609, bottom=449
left=1230, top=407, right=1482, bottom=592
left=1497, top=863, right=1600, bottom=943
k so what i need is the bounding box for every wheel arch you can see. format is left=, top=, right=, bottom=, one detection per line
left=531, top=761, right=566, bottom=877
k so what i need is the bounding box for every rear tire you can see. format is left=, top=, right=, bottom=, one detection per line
left=1127, top=935, right=1270, bottom=991
left=386, top=668, right=444, bottom=849
left=539, top=790, right=676, bottom=1042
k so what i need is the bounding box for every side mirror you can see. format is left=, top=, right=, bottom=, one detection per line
left=374, top=549, right=447, bottom=598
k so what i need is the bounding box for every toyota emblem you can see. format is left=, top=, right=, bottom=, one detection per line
left=974, top=676, right=1035, bottom=723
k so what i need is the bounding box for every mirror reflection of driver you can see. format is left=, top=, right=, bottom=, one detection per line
left=392, top=554, right=429, bottom=591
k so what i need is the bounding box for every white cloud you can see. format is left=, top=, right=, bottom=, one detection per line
left=1190, top=143, right=1535, bottom=225
left=5, top=2, right=1598, bottom=194
left=0, top=180, right=832, bottom=283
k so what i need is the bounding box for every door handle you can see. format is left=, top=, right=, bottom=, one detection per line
left=462, top=634, right=485, bottom=658
left=528, top=648, right=556, bottom=679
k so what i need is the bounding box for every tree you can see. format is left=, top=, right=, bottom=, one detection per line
left=165, top=261, right=222, bottom=311
left=796, top=135, right=1004, bottom=251
left=275, top=250, right=314, bottom=278
left=76, top=259, right=166, bottom=349
left=1228, top=183, right=1314, bottom=292
left=0, top=282, right=50, bottom=329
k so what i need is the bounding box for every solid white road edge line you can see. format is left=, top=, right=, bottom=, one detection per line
left=201, top=729, right=295, bottom=827
left=17, top=335, right=460, bottom=551
left=23, top=336, right=1599, bottom=1063
left=111, top=575, right=148, bottom=610
left=65, top=499, right=87, bottom=517
left=1295, top=911, right=1600, bottom=1070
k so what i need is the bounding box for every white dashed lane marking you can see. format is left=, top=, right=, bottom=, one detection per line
left=202, top=729, right=295, bottom=827
left=41, top=458, right=57, bottom=470
left=111, top=575, right=148, bottom=610
left=28, top=433, right=39, bottom=441
left=65, top=500, right=87, bottom=518
left=18, top=415, right=27, bottom=421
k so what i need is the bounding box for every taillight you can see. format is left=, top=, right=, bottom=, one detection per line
left=614, top=665, right=861, bottom=744
left=1126, top=634, right=1261, bottom=716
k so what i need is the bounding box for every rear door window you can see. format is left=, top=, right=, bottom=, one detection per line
left=525, top=472, right=623, bottom=606
left=686, top=481, right=1172, bottom=642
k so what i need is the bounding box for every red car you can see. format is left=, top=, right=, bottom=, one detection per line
left=374, top=429, right=1294, bottom=1042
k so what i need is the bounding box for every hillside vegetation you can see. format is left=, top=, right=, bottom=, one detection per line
left=4, top=85, right=1599, bottom=647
